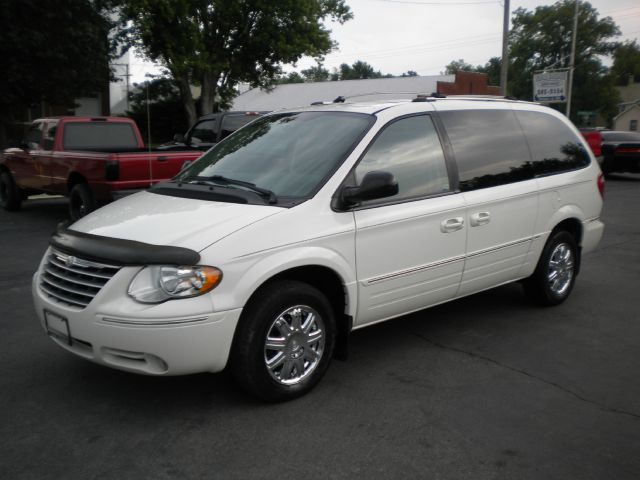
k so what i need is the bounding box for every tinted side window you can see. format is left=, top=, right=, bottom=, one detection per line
left=516, top=111, right=589, bottom=175
left=43, top=120, right=58, bottom=150
left=355, top=115, right=450, bottom=204
left=25, top=122, right=44, bottom=149
left=439, top=110, right=532, bottom=191
left=220, top=115, right=260, bottom=140
left=189, top=119, right=218, bottom=144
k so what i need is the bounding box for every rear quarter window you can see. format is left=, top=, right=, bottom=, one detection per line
left=515, top=111, right=590, bottom=176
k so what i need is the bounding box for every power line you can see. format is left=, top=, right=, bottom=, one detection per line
left=377, top=0, right=498, bottom=5
left=326, top=33, right=501, bottom=61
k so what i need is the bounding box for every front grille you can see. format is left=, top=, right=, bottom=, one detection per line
left=40, top=250, right=121, bottom=309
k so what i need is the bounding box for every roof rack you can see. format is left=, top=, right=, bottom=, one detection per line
left=412, top=94, right=523, bottom=103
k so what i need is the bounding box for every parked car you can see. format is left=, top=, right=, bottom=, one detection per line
left=33, top=97, right=604, bottom=401
left=599, top=131, right=640, bottom=177
left=0, top=116, right=203, bottom=219
left=164, top=111, right=268, bottom=151
left=579, top=128, right=640, bottom=176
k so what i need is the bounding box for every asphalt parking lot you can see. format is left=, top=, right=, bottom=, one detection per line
left=1, top=178, right=639, bottom=480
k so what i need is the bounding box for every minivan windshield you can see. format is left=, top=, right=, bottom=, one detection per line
left=176, top=111, right=373, bottom=200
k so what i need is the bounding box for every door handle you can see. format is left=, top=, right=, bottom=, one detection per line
left=157, top=156, right=169, bottom=162
left=441, top=217, right=464, bottom=233
left=470, top=211, right=491, bottom=227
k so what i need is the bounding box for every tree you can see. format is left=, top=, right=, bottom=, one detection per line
left=115, top=0, right=352, bottom=125
left=340, top=60, right=384, bottom=80
left=443, top=59, right=476, bottom=74
left=302, top=64, right=331, bottom=82
left=509, top=0, right=620, bottom=122
left=475, top=57, right=502, bottom=86
left=275, top=72, right=306, bottom=85
left=0, top=0, right=113, bottom=146
left=401, top=70, right=418, bottom=77
left=127, top=77, right=190, bottom=145
left=610, top=40, right=640, bottom=86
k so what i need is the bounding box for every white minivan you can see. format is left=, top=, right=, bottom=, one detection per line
left=32, top=97, right=605, bottom=401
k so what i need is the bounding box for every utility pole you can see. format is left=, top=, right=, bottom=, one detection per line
left=566, top=0, right=579, bottom=119
left=500, top=0, right=510, bottom=96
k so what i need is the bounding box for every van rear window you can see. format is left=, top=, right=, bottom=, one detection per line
left=515, top=111, right=589, bottom=175
left=63, top=123, right=138, bottom=151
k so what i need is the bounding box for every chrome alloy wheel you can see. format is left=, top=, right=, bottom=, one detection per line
left=264, top=305, right=325, bottom=385
left=547, top=242, right=574, bottom=296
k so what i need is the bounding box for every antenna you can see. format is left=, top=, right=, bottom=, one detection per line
left=146, top=79, right=153, bottom=187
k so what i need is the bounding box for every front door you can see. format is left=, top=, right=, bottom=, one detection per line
left=352, top=114, right=466, bottom=327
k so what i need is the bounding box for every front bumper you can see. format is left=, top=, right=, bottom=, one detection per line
left=32, top=266, right=242, bottom=376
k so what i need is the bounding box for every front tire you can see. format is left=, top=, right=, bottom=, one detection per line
left=523, top=230, right=578, bottom=306
left=0, top=171, right=23, bottom=211
left=68, top=183, right=95, bottom=221
left=230, top=280, right=336, bottom=402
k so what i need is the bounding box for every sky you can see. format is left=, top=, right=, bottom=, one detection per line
left=129, top=0, right=640, bottom=83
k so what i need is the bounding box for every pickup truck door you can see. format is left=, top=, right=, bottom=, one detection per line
left=41, top=120, right=62, bottom=193
left=352, top=114, right=465, bottom=327
left=11, top=121, right=46, bottom=190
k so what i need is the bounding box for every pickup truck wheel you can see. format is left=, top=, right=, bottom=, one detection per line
left=69, top=183, right=95, bottom=220
left=523, top=231, right=578, bottom=306
left=230, top=280, right=336, bottom=402
left=0, top=171, right=22, bottom=211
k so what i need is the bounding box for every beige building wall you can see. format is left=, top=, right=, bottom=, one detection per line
left=614, top=105, right=640, bottom=132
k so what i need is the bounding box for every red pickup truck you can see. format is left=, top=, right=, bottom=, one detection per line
left=0, top=117, right=203, bottom=219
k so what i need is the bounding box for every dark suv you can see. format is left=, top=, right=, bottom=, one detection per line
left=167, top=111, right=267, bottom=151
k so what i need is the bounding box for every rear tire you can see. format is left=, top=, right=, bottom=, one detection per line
left=68, top=183, right=95, bottom=221
left=230, top=280, right=336, bottom=402
left=523, top=230, right=578, bottom=306
left=0, top=171, right=22, bottom=211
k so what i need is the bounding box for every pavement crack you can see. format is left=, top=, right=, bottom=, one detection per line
left=409, top=330, right=640, bottom=421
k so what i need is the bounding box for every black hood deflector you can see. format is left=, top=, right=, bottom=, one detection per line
left=50, top=226, right=201, bottom=266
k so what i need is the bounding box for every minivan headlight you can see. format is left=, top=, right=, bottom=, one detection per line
left=128, top=265, right=222, bottom=303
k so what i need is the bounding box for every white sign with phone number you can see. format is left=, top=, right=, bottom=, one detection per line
left=533, top=71, right=568, bottom=103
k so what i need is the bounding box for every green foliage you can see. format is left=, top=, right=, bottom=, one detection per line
left=115, top=0, right=352, bottom=123
left=301, top=64, right=331, bottom=82
left=275, top=60, right=391, bottom=84
left=610, top=40, right=640, bottom=86
left=443, top=59, right=476, bottom=74
left=126, top=77, right=190, bottom=144
left=0, top=0, right=113, bottom=145
left=339, top=60, right=387, bottom=80
left=401, top=70, right=418, bottom=77
left=275, top=72, right=307, bottom=85
left=509, top=0, right=619, bottom=122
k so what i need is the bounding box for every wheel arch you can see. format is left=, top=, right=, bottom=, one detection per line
left=67, top=171, right=87, bottom=194
left=548, top=214, right=583, bottom=275
left=228, top=249, right=357, bottom=361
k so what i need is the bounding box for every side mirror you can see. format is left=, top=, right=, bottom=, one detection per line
left=173, top=133, right=186, bottom=144
left=341, top=171, right=398, bottom=206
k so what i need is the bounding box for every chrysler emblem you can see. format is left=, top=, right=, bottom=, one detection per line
left=65, top=256, right=77, bottom=267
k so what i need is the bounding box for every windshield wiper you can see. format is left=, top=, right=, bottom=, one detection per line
left=190, top=175, right=278, bottom=204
